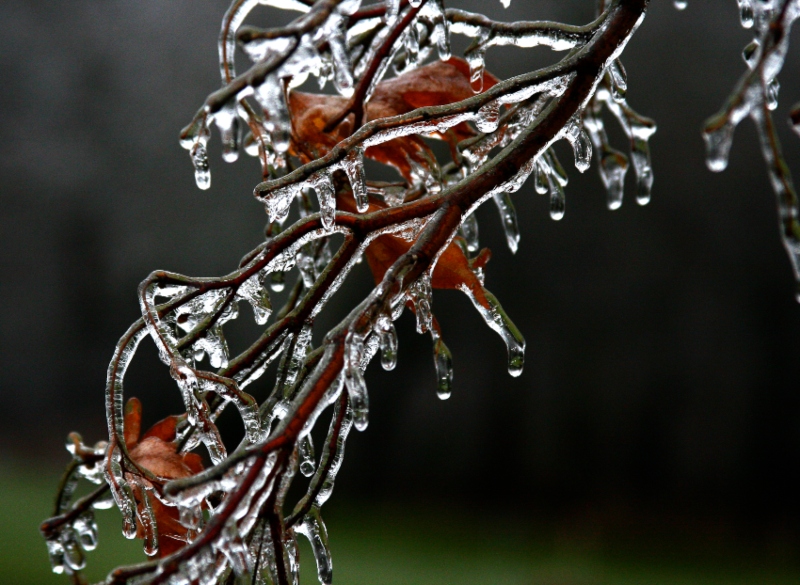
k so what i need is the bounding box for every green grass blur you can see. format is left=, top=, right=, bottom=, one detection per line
left=3, top=464, right=798, bottom=585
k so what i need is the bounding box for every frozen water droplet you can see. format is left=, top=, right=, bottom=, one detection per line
left=299, top=435, right=316, bottom=477
left=742, top=40, right=760, bottom=68
left=703, top=116, right=735, bottom=172
left=476, top=101, right=500, bottom=133
left=599, top=147, right=628, bottom=210
left=673, top=0, right=687, bottom=10
left=271, top=271, right=286, bottom=292
left=433, top=336, right=453, bottom=400
left=46, top=538, right=65, bottom=574
left=766, top=78, right=780, bottom=111
left=179, top=503, right=203, bottom=531
left=62, top=535, right=86, bottom=571
left=74, top=512, right=99, bottom=551
left=191, top=143, right=211, bottom=190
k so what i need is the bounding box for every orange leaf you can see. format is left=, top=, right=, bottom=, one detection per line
left=123, top=397, right=204, bottom=557
left=287, top=58, right=498, bottom=310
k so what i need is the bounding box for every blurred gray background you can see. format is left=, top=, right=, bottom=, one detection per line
left=1, top=0, right=800, bottom=564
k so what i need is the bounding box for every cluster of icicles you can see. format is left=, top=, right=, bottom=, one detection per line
left=700, top=0, right=800, bottom=294
left=45, top=0, right=659, bottom=584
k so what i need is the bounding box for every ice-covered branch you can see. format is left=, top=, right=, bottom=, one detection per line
left=42, top=1, right=653, bottom=584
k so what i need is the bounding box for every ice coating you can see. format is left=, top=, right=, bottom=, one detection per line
left=461, top=211, right=480, bottom=252
left=296, top=508, right=333, bottom=585
left=43, top=1, right=664, bottom=583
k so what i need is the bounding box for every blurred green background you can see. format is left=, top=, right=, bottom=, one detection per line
left=6, top=462, right=798, bottom=585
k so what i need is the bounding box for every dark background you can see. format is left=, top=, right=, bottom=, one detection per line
left=2, top=0, right=800, bottom=570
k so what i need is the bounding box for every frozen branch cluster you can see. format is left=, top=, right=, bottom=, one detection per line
left=701, top=0, right=800, bottom=297
left=40, top=1, right=664, bottom=583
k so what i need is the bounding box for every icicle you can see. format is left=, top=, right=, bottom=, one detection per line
left=253, top=73, right=291, bottom=153
left=131, top=477, right=160, bottom=557
left=195, top=325, right=230, bottom=369
left=106, top=445, right=138, bottom=540
left=299, top=434, right=316, bottom=477
left=219, top=521, right=251, bottom=579
left=238, top=273, right=272, bottom=325
left=565, top=121, right=592, bottom=173
left=314, top=401, right=354, bottom=507
left=344, top=335, right=369, bottom=431
left=374, top=314, right=398, bottom=371
left=313, top=172, right=337, bottom=230
left=327, top=13, right=355, bottom=97
left=421, top=0, right=451, bottom=61
left=461, top=211, right=480, bottom=252
left=534, top=162, right=549, bottom=195
left=462, top=286, right=525, bottom=377
left=547, top=171, right=566, bottom=221
left=493, top=192, right=520, bottom=254
left=407, top=274, right=433, bottom=334
left=214, top=100, right=240, bottom=163
left=264, top=182, right=303, bottom=224
left=600, top=146, right=628, bottom=210
left=405, top=21, right=420, bottom=71
left=738, top=0, right=755, bottom=28
left=385, top=0, right=400, bottom=23
left=465, top=36, right=488, bottom=93
left=703, top=116, right=735, bottom=172
left=342, top=148, right=369, bottom=212
left=191, top=142, right=211, bottom=190
left=607, top=60, right=628, bottom=103
left=499, top=0, right=511, bottom=7
left=432, top=334, right=453, bottom=400
left=46, top=538, right=66, bottom=574
left=631, top=137, right=654, bottom=206
left=297, top=508, right=333, bottom=585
